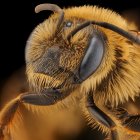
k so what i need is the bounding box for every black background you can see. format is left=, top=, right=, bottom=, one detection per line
left=0, top=0, right=140, bottom=81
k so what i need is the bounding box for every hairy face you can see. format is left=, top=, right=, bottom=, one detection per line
left=25, top=15, right=95, bottom=92
left=25, top=4, right=140, bottom=94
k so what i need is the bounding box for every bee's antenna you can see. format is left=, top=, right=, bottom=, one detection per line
left=35, top=4, right=62, bottom=13
left=67, top=21, right=140, bottom=45
left=35, top=4, right=64, bottom=34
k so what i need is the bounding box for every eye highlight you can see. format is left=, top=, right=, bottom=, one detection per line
left=65, top=21, right=73, bottom=27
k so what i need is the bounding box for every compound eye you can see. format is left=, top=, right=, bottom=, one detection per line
left=65, top=21, right=72, bottom=27
left=78, top=32, right=105, bottom=82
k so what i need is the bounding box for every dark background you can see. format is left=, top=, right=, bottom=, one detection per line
left=0, top=0, right=140, bottom=83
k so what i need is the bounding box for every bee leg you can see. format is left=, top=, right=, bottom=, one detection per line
left=86, top=92, right=119, bottom=140
left=114, top=107, right=140, bottom=133
left=123, top=114, right=140, bottom=133
left=20, top=88, right=66, bottom=105
left=0, top=89, right=66, bottom=139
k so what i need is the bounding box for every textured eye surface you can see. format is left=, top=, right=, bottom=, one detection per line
left=78, top=33, right=104, bottom=82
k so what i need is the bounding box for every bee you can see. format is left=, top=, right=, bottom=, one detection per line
left=0, top=3, right=140, bottom=140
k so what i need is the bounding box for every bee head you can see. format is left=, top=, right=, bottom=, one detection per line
left=25, top=3, right=140, bottom=92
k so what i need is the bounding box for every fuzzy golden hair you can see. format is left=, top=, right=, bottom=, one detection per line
left=1, top=4, right=140, bottom=140
left=27, top=5, right=140, bottom=106
left=24, top=5, right=140, bottom=139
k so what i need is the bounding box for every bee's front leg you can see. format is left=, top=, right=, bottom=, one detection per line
left=113, top=107, right=140, bottom=133
left=86, top=92, right=119, bottom=140
left=0, top=89, right=67, bottom=140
